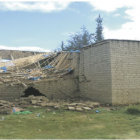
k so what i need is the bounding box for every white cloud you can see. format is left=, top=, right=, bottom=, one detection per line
left=103, top=0, right=140, bottom=40
left=88, top=0, right=126, bottom=12
left=0, top=0, right=137, bottom=13
left=0, top=0, right=139, bottom=40
left=0, top=1, right=70, bottom=12
left=0, top=0, right=133, bottom=12
left=114, top=13, right=121, bottom=17
left=0, top=45, right=51, bottom=52
left=84, top=0, right=140, bottom=40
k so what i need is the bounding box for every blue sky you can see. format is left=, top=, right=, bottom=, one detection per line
left=0, top=0, right=139, bottom=52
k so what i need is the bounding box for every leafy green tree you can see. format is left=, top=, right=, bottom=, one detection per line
left=95, top=14, right=104, bottom=43
left=64, top=26, right=94, bottom=51
left=59, top=14, right=104, bottom=51
left=81, top=26, right=94, bottom=46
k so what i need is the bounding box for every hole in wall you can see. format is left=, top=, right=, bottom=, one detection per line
left=22, top=87, right=46, bottom=97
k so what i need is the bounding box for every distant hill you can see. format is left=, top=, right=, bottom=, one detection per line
left=0, top=50, right=43, bottom=60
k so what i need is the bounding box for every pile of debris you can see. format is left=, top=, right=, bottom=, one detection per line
left=15, top=95, right=100, bottom=111
left=0, top=95, right=100, bottom=114
left=66, top=102, right=100, bottom=111
left=0, top=51, right=78, bottom=86
left=0, top=100, right=14, bottom=114
left=16, top=95, right=49, bottom=107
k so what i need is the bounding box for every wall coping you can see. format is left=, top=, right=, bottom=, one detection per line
left=82, top=39, right=140, bottom=50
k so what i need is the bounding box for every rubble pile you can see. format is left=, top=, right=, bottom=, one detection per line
left=66, top=102, right=100, bottom=111
left=0, top=100, right=14, bottom=114
left=0, top=69, right=45, bottom=86
left=0, top=52, right=77, bottom=86
left=0, top=95, right=100, bottom=114
left=15, top=95, right=100, bottom=111
left=16, top=95, right=49, bottom=107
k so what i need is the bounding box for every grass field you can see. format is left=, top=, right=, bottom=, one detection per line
left=0, top=105, right=140, bottom=139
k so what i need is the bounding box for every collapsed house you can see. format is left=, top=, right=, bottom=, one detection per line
left=0, top=39, right=140, bottom=105
left=0, top=51, right=80, bottom=102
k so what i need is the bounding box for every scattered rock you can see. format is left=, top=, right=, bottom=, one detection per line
left=31, top=100, right=38, bottom=105
left=0, top=100, right=14, bottom=114
left=68, top=103, right=78, bottom=106
left=92, top=102, right=100, bottom=107
left=39, top=102, right=47, bottom=107
left=75, top=107, right=83, bottom=111
left=54, top=105, right=60, bottom=109
left=14, top=95, right=101, bottom=112
left=46, top=108, right=51, bottom=112
left=68, top=106, right=75, bottom=111
left=68, top=103, right=86, bottom=107
left=16, top=95, right=49, bottom=107
left=83, top=107, right=92, bottom=111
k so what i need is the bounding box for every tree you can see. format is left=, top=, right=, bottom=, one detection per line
left=59, top=14, right=104, bottom=51
left=95, top=14, right=104, bottom=43
left=64, top=26, right=94, bottom=51
left=61, top=41, right=65, bottom=51
left=81, top=26, right=94, bottom=46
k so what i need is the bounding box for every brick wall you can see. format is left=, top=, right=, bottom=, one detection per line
left=0, top=84, right=25, bottom=101
left=79, top=41, right=112, bottom=103
left=79, top=40, right=140, bottom=104
left=0, top=76, right=79, bottom=101
left=33, top=76, right=79, bottom=100
left=110, top=40, right=140, bottom=104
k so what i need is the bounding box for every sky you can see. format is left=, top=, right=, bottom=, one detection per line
left=0, top=0, right=140, bottom=52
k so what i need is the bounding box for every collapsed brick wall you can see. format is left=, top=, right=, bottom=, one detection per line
left=0, top=52, right=80, bottom=101
left=0, top=76, right=79, bottom=101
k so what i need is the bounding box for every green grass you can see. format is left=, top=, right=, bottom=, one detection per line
left=0, top=105, right=140, bottom=139
left=126, top=106, right=140, bottom=115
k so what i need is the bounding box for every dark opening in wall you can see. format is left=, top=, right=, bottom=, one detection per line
left=22, top=87, right=46, bottom=97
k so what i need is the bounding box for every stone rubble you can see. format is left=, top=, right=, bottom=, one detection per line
left=0, top=95, right=101, bottom=114
left=16, top=95, right=100, bottom=111
left=0, top=100, right=14, bottom=114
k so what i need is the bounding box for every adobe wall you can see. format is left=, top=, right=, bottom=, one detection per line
left=0, top=75, right=79, bottom=101
left=110, top=40, right=140, bottom=104
left=79, top=41, right=112, bottom=103
left=33, top=76, right=79, bottom=100
left=0, top=84, right=25, bottom=101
